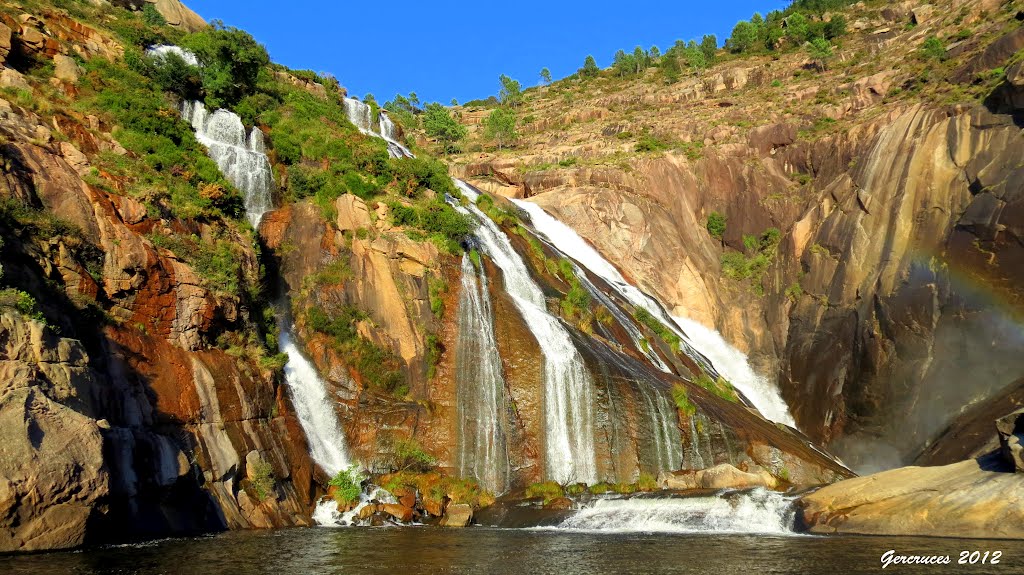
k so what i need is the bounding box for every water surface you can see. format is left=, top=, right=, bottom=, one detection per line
left=3, top=528, right=1021, bottom=575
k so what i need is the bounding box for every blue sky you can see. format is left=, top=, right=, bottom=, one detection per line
left=183, top=0, right=788, bottom=105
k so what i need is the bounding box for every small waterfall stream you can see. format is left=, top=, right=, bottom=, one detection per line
left=341, top=98, right=413, bottom=158
left=279, top=330, right=351, bottom=476
left=455, top=253, right=510, bottom=493
left=512, top=199, right=796, bottom=427
left=454, top=180, right=598, bottom=485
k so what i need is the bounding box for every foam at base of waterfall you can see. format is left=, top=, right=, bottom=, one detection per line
left=313, top=487, right=397, bottom=527
left=672, top=316, right=796, bottom=427
left=280, top=330, right=351, bottom=477
left=547, top=489, right=797, bottom=535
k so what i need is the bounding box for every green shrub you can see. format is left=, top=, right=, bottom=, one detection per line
left=0, top=288, right=45, bottom=323
left=181, top=23, right=271, bottom=109
left=148, top=233, right=242, bottom=296
left=329, top=465, right=365, bottom=504
left=525, top=481, right=564, bottom=503
left=249, top=457, right=275, bottom=500
left=637, top=472, right=658, bottom=491
left=706, top=211, right=726, bottom=240
left=387, top=437, right=436, bottom=472
left=672, top=384, right=697, bottom=416
left=634, top=307, right=681, bottom=353
left=142, top=4, right=167, bottom=27
left=693, top=373, right=738, bottom=402
left=920, top=36, right=946, bottom=61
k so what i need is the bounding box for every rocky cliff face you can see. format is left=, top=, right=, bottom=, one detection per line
left=0, top=8, right=314, bottom=552
left=451, top=0, right=1024, bottom=472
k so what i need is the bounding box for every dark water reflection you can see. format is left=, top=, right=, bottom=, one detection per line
left=2, top=527, right=1022, bottom=575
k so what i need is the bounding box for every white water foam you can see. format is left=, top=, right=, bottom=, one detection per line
left=672, top=316, right=796, bottom=427
left=145, top=44, right=199, bottom=67
left=548, top=489, right=797, bottom=535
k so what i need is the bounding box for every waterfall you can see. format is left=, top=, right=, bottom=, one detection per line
left=342, top=97, right=375, bottom=133
left=672, top=316, right=796, bottom=428
left=179, top=84, right=357, bottom=526
left=453, top=180, right=597, bottom=485
left=145, top=44, right=199, bottom=66
left=455, top=253, right=510, bottom=493
left=279, top=330, right=351, bottom=476
left=549, top=489, right=797, bottom=534
left=180, top=100, right=275, bottom=227
left=513, top=199, right=796, bottom=427
left=342, top=99, right=413, bottom=159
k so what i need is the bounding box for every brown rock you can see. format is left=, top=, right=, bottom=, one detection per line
left=382, top=503, right=414, bottom=523
left=399, top=492, right=417, bottom=510
left=0, top=314, right=108, bottom=553
left=910, top=5, right=933, bottom=24
left=798, top=454, right=1024, bottom=539
left=659, top=464, right=778, bottom=490
left=0, top=23, right=11, bottom=63
left=147, top=0, right=207, bottom=32
left=440, top=503, right=473, bottom=527
left=357, top=504, right=377, bottom=520
left=53, top=54, right=81, bottom=83
left=544, top=497, right=573, bottom=510
left=335, top=194, right=372, bottom=233
left=0, top=68, right=30, bottom=91
left=422, top=495, right=447, bottom=517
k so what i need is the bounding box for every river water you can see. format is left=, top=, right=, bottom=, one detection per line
left=3, top=528, right=1020, bottom=575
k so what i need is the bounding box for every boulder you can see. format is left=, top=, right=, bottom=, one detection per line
left=659, top=464, right=779, bottom=490
left=440, top=503, right=473, bottom=527
left=996, top=409, right=1024, bottom=472
left=336, top=194, right=372, bottom=233
left=911, top=5, right=934, bottom=24
left=1008, top=60, right=1024, bottom=88
left=748, top=123, right=796, bottom=155
left=382, top=503, right=414, bottom=523
left=798, top=454, right=1024, bottom=539
left=148, top=0, right=207, bottom=32
left=0, top=68, right=30, bottom=91
left=53, top=54, right=81, bottom=83
left=0, top=314, right=108, bottom=553
left=0, top=23, right=11, bottom=64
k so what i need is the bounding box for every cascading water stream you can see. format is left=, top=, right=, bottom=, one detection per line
left=547, top=489, right=797, bottom=534
left=173, top=63, right=359, bottom=525
left=279, top=329, right=351, bottom=476
left=453, top=181, right=597, bottom=485
left=455, top=253, right=510, bottom=493
left=180, top=100, right=275, bottom=227
left=512, top=199, right=796, bottom=427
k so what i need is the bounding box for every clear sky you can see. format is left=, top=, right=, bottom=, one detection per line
left=182, top=0, right=788, bottom=105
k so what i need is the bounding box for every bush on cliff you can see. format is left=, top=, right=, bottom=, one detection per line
left=329, top=466, right=365, bottom=505
left=181, top=22, right=271, bottom=109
